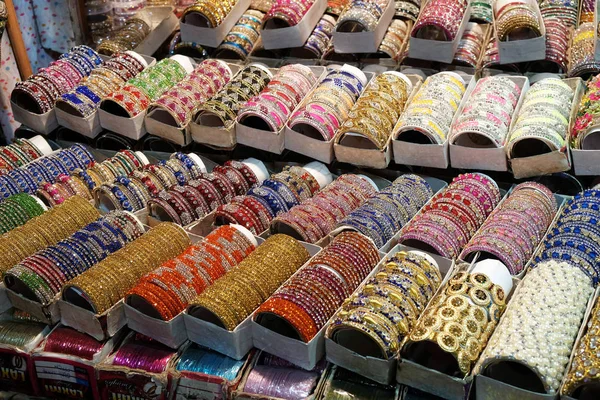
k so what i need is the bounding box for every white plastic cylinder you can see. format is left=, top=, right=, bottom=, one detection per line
left=341, top=64, right=367, bottom=87
left=242, top=158, right=269, bottom=183
left=28, top=135, right=53, bottom=156
left=187, top=153, right=207, bottom=173
left=472, top=259, right=514, bottom=295
left=231, top=224, right=258, bottom=247
left=125, top=51, right=148, bottom=68
left=170, top=55, right=194, bottom=74
left=303, top=161, right=332, bottom=189
left=134, top=151, right=150, bottom=166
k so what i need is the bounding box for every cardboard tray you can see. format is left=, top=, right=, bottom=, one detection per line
left=5, top=289, right=60, bottom=326
left=11, top=102, right=58, bottom=135
left=408, top=4, right=471, bottom=63
left=495, top=0, right=546, bottom=64
left=449, top=75, right=529, bottom=172
left=180, top=0, right=251, bottom=48
left=332, top=0, right=395, bottom=54
left=260, top=0, right=328, bottom=50
left=334, top=74, right=422, bottom=169
left=58, top=299, right=126, bottom=342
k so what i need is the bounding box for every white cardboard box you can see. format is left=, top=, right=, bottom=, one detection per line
left=495, top=0, right=546, bottom=64
left=124, top=304, right=187, bottom=350
left=58, top=299, right=126, bottom=341
left=5, top=289, right=60, bottom=325
left=408, top=5, right=470, bottom=63
left=260, top=0, right=327, bottom=50
left=98, top=108, right=147, bottom=141
left=332, top=0, right=395, bottom=54
left=12, top=102, right=58, bottom=135
left=0, top=284, right=11, bottom=315
left=179, top=0, right=251, bottom=48
left=449, top=75, right=529, bottom=172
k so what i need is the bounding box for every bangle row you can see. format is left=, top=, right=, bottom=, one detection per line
left=0, top=193, right=46, bottom=235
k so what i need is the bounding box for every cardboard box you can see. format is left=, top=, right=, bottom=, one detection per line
left=32, top=325, right=121, bottom=400
left=186, top=242, right=321, bottom=360
left=58, top=299, right=126, bottom=342
left=334, top=74, right=422, bottom=169
left=11, top=102, right=58, bottom=135
left=332, top=0, right=395, bottom=54
left=261, top=0, right=327, bottom=50
left=318, top=365, right=403, bottom=400
left=98, top=108, right=147, bottom=141
left=133, top=7, right=179, bottom=57
left=170, top=345, right=254, bottom=400
left=449, top=75, right=528, bottom=172
left=325, top=244, right=454, bottom=385
left=509, top=77, right=584, bottom=179
left=5, top=289, right=60, bottom=326
left=495, top=0, right=546, bottom=64
left=0, top=284, right=11, bottom=315
left=284, top=71, right=375, bottom=164
left=237, top=66, right=326, bottom=154
left=408, top=5, right=470, bottom=63
left=180, top=0, right=251, bottom=48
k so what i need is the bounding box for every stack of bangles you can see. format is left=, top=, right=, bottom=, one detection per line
left=394, top=0, right=420, bottom=22
left=188, top=234, right=310, bottom=331
left=0, top=196, right=100, bottom=274
left=238, top=64, right=317, bottom=132
left=242, top=360, right=321, bottom=399
left=403, top=265, right=509, bottom=377
left=176, top=345, right=246, bottom=380
left=11, top=45, right=102, bottom=114
left=214, top=10, right=264, bottom=60
left=214, top=164, right=319, bottom=234
left=580, top=0, right=594, bottom=22
left=182, top=0, right=238, bottom=28
left=0, top=320, right=47, bottom=349
left=251, top=0, right=273, bottom=12
left=567, top=23, right=600, bottom=77
left=0, top=144, right=95, bottom=199
left=411, top=0, right=468, bottom=41
left=540, top=0, right=577, bottom=28
left=450, top=76, right=522, bottom=148
left=326, top=250, right=442, bottom=359
left=299, top=15, right=337, bottom=59
left=542, top=16, right=570, bottom=71
left=0, top=138, right=45, bottom=175
left=336, top=72, right=413, bottom=150
left=149, top=60, right=233, bottom=128
left=453, top=23, right=485, bottom=67
left=337, top=0, right=389, bottom=32
left=396, top=72, right=466, bottom=145
left=470, top=0, right=493, bottom=22
left=378, top=20, right=410, bottom=60
left=44, top=326, right=106, bottom=360
left=270, top=174, right=377, bottom=243
left=263, top=0, right=315, bottom=27
left=289, top=65, right=367, bottom=141
left=150, top=159, right=261, bottom=226
left=460, top=182, right=557, bottom=275
left=494, top=0, right=543, bottom=41
left=506, top=78, right=574, bottom=156
left=327, top=0, right=350, bottom=15
left=255, top=232, right=380, bottom=342
left=112, top=334, right=176, bottom=373
left=96, top=18, right=151, bottom=56
left=96, top=153, right=204, bottom=213
left=398, top=173, right=502, bottom=259
left=195, top=64, right=273, bottom=129
left=126, top=225, right=256, bottom=321
left=572, top=74, right=600, bottom=149
left=0, top=193, right=46, bottom=234
left=336, top=174, right=433, bottom=248
left=4, top=211, right=144, bottom=305
left=532, top=190, right=600, bottom=284
left=63, top=223, right=191, bottom=314
left=101, top=57, right=189, bottom=118
left=56, top=52, right=147, bottom=118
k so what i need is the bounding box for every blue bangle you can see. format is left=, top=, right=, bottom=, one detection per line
left=261, top=179, right=300, bottom=209
left=247, top=186, right=289, bottom=216
left=7, top=169, right=37, bottom=194
left=110, top=185, right=134, bottom=212
left=24, top=163, right=50, bottom=185
left=76, top=85, right=102, bottom=104
left=69, top=144, right=95, bottom=168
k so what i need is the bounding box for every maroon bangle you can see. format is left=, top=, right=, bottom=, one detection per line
left=213, top=165, right=250, bottom=196
left=187, top=180, right=225, bottom=211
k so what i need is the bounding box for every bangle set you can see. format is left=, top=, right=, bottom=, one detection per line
left=182, top=0, right=239, bottom=28
left=453, top=23, right=485, bottom=68
left=533, top=190, right=600, bottom=285
left=506, top=77, right=574, bottom=156
left=394, top=0, right=420, bottom=22
left=495, top=0, right=543, bottom=41
left=56, top=52, right=146, bottom=118
left=328, top=250, right=442, bottom=359
left=188, top=234, right=310, bottom=331
left=11, top=45, right=102, bottom=114
left=264, top=0, right=316, bottom=27
left=176, top=345, right=245, bottom=380
left=44, top=326, right=105, bottom=360
left=243, top=364, right=320, bottom=399
left=64, top=223, right=191, bottom=314
left=0, top=138, right=44, bottom=175
left=470, top=0, right=493, bottom=23
left=270, top=174, right=376, bottom=243
left=215, top=10, right=264, bottom=60
left=451, top=76, right=521, bottom=147
left=112, top=334, right=176, bottom=373
left=251, top=0, right=274, bottom=12
left=568, top=23, right=600, bottom=78
left=0, top=320, right=46, bottom=349
left=0, top=196, right=100, bottom=275
left=337, top=0, right=389, bottom=32
left=151, top=159, right=260, bottom=227
left=96, top=18, right=151, bottom=56
left=337, top=174, right=433, bottom=248
left=238, top=64, right=317, bottom=132
left=150, top=59, right=233, bottom=128
left=571, top=74, right=600, bottom=149
left=398, top=173, right=501, bottom=259
left=195, top=64, right=273, bottom=129
left=461, top=182, right=557, bottom=275
left=378, top=20, right=410, bottom=61
left=336, top=72, right=413, bottom=150
left=405, top=265, right=508, bottom=377
left=256, top=231, right=381, bottom=342
left=302, top=15, right=337, bottom=59
left=126, top=225, right=256, bottom=321
left=397, top=72, right=466, bottom=145
left=102, top=58, right=189, bottom=117
left=412, top=0, right=468, bottom=41
left=289, top=66, right=365, bottom=141
left=476, top=260, right=593, bottom=393
left=0, top=193, right=46, bottom=234
left=4, top=211, right=144, bottom=305
left=328, top=0, right=350, bottom=15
